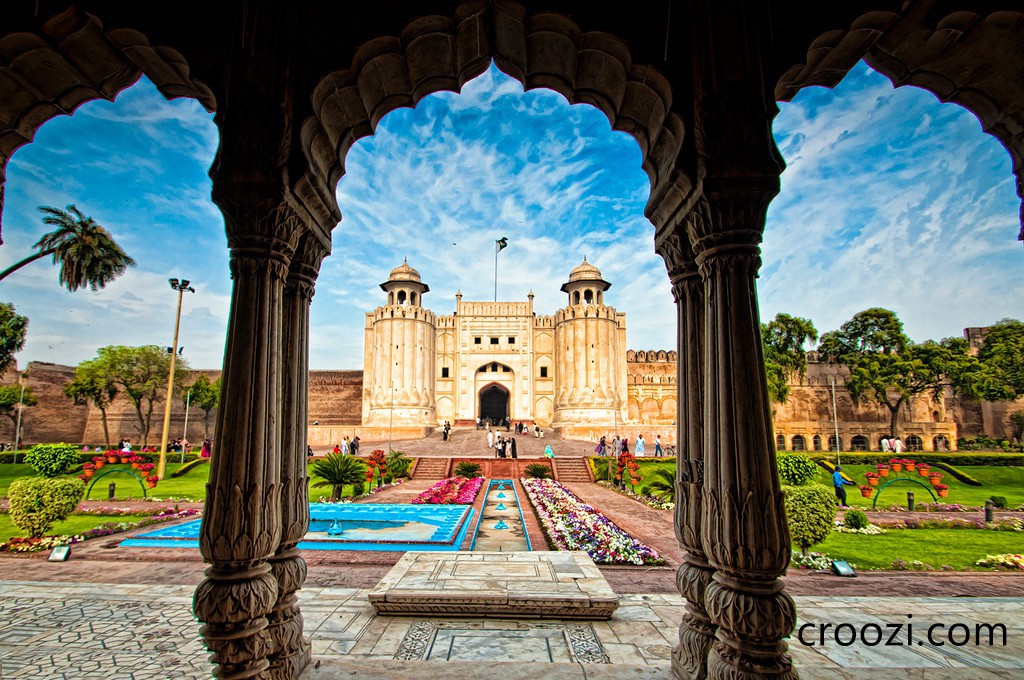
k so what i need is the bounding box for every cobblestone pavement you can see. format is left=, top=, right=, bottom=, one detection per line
left=0, top=581, right=1021, bottom=679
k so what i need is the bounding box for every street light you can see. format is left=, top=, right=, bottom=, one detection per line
left=14, top=371, right=27, bottom=462
left=157, top=278, right=195, bottom=479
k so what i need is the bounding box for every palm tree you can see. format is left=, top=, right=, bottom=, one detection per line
left=642, top=468, right=676, bottom=502
left=311, top=453, right=367, bottom=501
left=0, top=205, right=136, bottom=291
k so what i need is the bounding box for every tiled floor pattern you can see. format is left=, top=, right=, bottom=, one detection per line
left=0, top=581, right=1021, bottom=678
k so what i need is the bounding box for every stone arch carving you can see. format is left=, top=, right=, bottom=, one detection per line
left=775, top=9, right=1024, bottom=239
left=300, top=3, right=689, bottom=234
left=0, top=8, right=215, bottom=239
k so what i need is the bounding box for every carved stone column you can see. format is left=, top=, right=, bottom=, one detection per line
left=267, top=231, right=329, bottom=678
left=658, top=222, right=716, bottom=680
left=193, top=201, right=299, bottom=679
left=694, top=192, right=796, bottom=679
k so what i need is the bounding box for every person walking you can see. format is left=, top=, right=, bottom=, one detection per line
left=487, top=429, right=495, bottom=451
left=832, top=465, right=855, bottom=507
left=636, top=434, right=646, bottom=457
left=351, top=436, right=360, bottom=456
left=654, top=435, right=663, bottom=457
left=510, top=437, right=518, bottom=458
left=534, top=424, right=540, bottom=438
left=596, top=435, right=607, bottom=457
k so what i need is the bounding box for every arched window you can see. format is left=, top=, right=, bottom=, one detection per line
left=905, top=434, right=923, bottom=451
left=812, top=435, right=822, bottom=451
left=397, top=290, right=407, bottom=305
left=933, top=435, right=949, bottom=452
left=791, top=435, right=806, bottom=451
left=388, top=291, right=394, bottom=305
left=775, top=434, right=786, bottom=451
left=932, top=410, right=940, bottom=422
left=411, top=292, right=417, bottom=305
left=584, top=289, right=594, bottom=304
left=573, top=291, right=580, bottom=305
left=851, top=435, right=869, bottom=451
left=827, top=435, right=842, bottom=452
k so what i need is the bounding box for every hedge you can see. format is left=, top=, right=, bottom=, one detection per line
left=8, top=477, right=86, bottom=537
left=0, top=450, right=202, bottom=465
left=930, top=462, right=983, bottom=486
left=170, top=458, right=209, bottom=478
left=805, top=452, right=1024, bottom=467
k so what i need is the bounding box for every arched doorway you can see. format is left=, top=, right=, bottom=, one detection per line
left=479, top=384, right=509, bottom=425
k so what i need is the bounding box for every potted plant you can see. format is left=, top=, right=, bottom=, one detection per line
left=916, top=463, right=930, bottom=476
left=865, top=471, right=879, bottom=486
left=905, top=459, right=916, bottom=472
left=934, top=483, right=949, bottom=498
left=139, top=462, right=155, bottom=477
left=859, top=485, right=874, bottom=498
left=890, top=458, right=903, bottom=472
left=120, top=452, right=131, bottom=464
left=876, top=463, right=890, bottom=477
left=106, top=449, right=119, bottom=464
left=92, top=455, right=106, bottom=469
left=929, top=471, right=943, bottom=486
left=83, top=462, right=96, bottom=478
left=146, top=475, right=159, bottom=489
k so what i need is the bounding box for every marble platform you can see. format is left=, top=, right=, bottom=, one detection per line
left=368, top=551, right=619, bottom=619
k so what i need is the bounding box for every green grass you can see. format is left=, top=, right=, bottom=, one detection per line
left=809, top=529, right=1024, bottom=570
left=808, top=465, right=1024, bottom=508
left=1, top=462, right=376, bottom=501
left=0, top=513, right=149, bottom=542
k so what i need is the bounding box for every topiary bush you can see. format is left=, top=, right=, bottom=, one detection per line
left=24, top=443, right=82, bottom=477
left=454, top=462, right=482, bottom=478
left=8, top=477, right=85, bottom=537
left=524, top=463, right=552, bottom=479
left=988, top=496, right=1008, bottom=509
left=843, top=508, right=869, bottom=530
left=776, top=453, right=817, bottom=486
left=783, top=484, right=838, bottom=556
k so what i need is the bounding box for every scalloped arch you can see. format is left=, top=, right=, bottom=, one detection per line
left=299, top=2, right=688, bottom=232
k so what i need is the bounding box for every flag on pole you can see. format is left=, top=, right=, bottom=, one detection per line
left=496, top=236, right=508, bottom=253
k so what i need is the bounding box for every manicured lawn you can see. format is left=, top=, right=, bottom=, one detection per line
left=0, top=513, right=149, bottom=542
left=809, top=529, right=1024, bottom=570
left=1, top=462, right=372, bottom=501
left=809, top=465, right=1024, bottom=508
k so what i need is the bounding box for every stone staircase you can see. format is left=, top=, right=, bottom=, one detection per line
left=411, top=457, right=450, bottom=479
left=553, top=457, right=593, bottom=483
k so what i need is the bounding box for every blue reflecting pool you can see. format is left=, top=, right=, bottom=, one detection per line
left=120, top=503, right=475, bottom=551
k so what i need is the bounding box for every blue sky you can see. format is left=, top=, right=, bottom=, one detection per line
left=0, top=62, right=1021, bottom=371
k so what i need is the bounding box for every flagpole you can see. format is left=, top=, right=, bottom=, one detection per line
left=494, top=242, right=498, bottom=302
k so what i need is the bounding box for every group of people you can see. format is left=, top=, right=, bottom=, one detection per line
left=594, top=433, right=664, bottom=457
left=880, top=437, right=904, bottom=453
left=441, top=421, right=452, bottom=441
left=329, top=436, right=361, bottom=456
left=488, top=431, right=518, bottom=458
left=474, top=416, right=543, bottom=438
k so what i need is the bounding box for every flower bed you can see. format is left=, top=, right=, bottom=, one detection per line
left=410, top=476, right=483, bottom=505
left=520, top=477, right=662, bottom=565
left=0, top=508, right=202, bottom=553
left=976, top=554, right=1024, bottom=571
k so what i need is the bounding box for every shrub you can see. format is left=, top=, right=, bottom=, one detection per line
left=988, top=496, right=1008, bottom=509
left=8, top=477, right=85, bottom=537
left=931, top=462, right=982, bottom=486
left=524, top=463, right=552, bottom=479
left=843, top=508, right=869, bottom=530
left=776, top=453, right=817, bottom=486
left=784, top=484, right=838, bottom=556
left=24, top=443, right=82, bottom=477
left=454, top=462, right=482, bottom=478
left=386, top=450, right=412, bottom=479
left=170, top=458, right=209, bottom=478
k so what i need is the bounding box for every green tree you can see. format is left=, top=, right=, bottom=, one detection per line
left=0, top=302, right=28, bottom=373
left=977, top=319, right=1024, bottom=399
left=311, top=453, right=367, bottom=501
left=0, top=205, right=136, bottom=291
left=63, top=358, right=119, bottom=448
left=818, top=308, right=981, bottom=438
left=0, top=383, right=37, bottom=431
left=95, top=345, right=188, bottom=446
left=762, top=313, right=818, bottom=404
left=183, top=374, right=221, bottom=438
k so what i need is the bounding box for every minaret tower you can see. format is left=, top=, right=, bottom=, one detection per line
left=362, top=259, right=437, bottom=427
left=551, top=257, right=627, bottom=429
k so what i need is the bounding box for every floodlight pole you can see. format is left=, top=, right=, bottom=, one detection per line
left=181, top=389, right=191, bottom=464
left=157, top=278, right=194, bottom=479
left=14, top=372, right=27, bottom=460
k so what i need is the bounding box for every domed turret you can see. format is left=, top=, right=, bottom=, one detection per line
left=561, top=256, right=610, bottom=305
left=380, top=258, right=429, bottom=306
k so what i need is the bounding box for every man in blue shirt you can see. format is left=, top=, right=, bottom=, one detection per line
left=832, top=466, right=854, bottom=507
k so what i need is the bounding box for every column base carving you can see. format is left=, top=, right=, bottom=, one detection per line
left=704, top=574, right=797, bottom=679
left=672, top=554, right=716, bottom=679
left=268, top=545, right=311, bottom=678
left=194, top=565, right=278, bottom=679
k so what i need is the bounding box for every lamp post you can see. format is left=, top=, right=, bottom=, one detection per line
left=180, top=389, right=192, bottom=464
left=830, top=376, right=841, bottom=466
left=157, top=278, right=195, bottom=479
left=14, top=371, right=27, bottom=461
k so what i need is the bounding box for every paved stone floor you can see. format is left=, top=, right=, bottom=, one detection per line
left=0, top=579, right=1021, bottom=679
